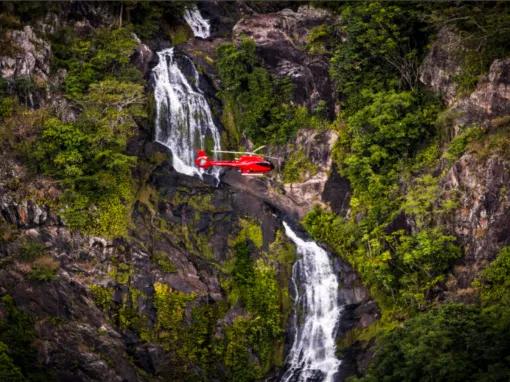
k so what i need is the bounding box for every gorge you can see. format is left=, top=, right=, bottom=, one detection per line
left=0, top=2, right=509, bottom=382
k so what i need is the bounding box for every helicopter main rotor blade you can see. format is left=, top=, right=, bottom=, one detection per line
left=211, top=150, right=255, bottom=155
left=252, top=145, right=266, bottom=153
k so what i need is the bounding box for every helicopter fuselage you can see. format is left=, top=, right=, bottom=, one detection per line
left=195, top=151, right=274, bottom=174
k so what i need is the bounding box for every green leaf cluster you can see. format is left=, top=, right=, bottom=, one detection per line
left=0, top=295, right=54, bottom=381
left=220, top=234, right=287, bottom=380
left=354, top=302, right=510, bottom=382
left=216, top=39, right=323, bottom=146
left=52, top=27, right=142, bottom=97
left=282, top=149, right=318, bottom=184
left=330, top=2, right=427, bottom=112
left=32, top=77, right=145, bottom=237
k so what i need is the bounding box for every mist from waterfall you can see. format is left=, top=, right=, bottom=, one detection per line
left=184, top=5, right=211, bottom=39
left=281, top=222, right=342, bottom=382
left=153, top=48, right=221, bottom=179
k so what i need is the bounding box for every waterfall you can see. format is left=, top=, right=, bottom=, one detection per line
left=153, top=48, right=221, bottom=179
left=183, top=5, right=211, bottom=39
left=281, top=222, right=342, bottom=382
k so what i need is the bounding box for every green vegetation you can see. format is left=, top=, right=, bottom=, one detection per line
left=152, top=251, right=177, bottom=273
left=301, top=3, right=510, bottom=380
left=443, top=3, right=510, bottom=94
left=282, top=149, right=318, bottom=184
left=354, top=303, right=510, bottom=382
left=221, top=239, right=285, bottom=381
left=443, top=126, right=484, bottom=163
left=0, top=295, right=54, bottom=381
left=28, top=255, right=59, bottom=282
left=216, top=39, right=324, bottom=147
left=330, top=2, right=428, bottom=112
left=476, top=246, right=510, bottom=306
left=235, top=218, right=264, bottom=249
left=30, top=27, right=147, bottom=238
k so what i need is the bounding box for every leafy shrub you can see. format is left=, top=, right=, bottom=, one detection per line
left=476, top=246, right=510, bottom=306
left=443, top=126, right=484, bottom=163
left=32, top=79, right=145, bottom=237
left=52, top=27, right=141, bottom=97
left=355, top=303, right=510, bottom=382
left=216, top=39, right=318, bottom=146
left=0, top=295, right=52, bottom=380
left=330, top=2, right=428, bottom=112
left=28, top=255, right=59, bottom=282
left=282, top=149, right=318, bottom=183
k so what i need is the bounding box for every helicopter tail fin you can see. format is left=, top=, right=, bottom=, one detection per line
left=195, top=150, right=211, bottom=169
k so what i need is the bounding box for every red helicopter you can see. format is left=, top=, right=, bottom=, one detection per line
left=195, top=146, right=277, bottom=175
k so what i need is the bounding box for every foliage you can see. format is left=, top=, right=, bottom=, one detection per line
left=0, top=341, right=24, bottom=382
left=443, top=125, right=484, bottom=163
left=216, top=39, right=320, bottom=146
left=432, top=3, right=510, bottom=94
left=341, top=90, right=439, bottom=194
left=391, top=228, right=461, bottom=308
left=52, top=27, right=142, bottom=97
left=304, top=207, right=460, bottom=310
left=28, top=255, right=59, bottom=282
left=90, top=285, right=114, bottom=312
left=221, top=235, right=284, bottom=379
left=18, top=239, right=45, bottom=262
left=235, top=219, right=263, bottom=249
left=152, top=251, right=177, bottom=273
left=282, top=149, right=318, bottom=184
left=330, top=2, right=428, bottom=112
left=354, top=303, right=510, bottom=382
left=0, top=295, right=53, bottom=381
left=476, top=246, right=510, bottom=306
left=32, top=78, right=145, bottom=237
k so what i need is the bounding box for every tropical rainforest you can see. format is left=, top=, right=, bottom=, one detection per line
left=0, top=1, right=509, bottom=382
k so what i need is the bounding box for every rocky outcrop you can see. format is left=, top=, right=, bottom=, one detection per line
left=420, top=27, right=510, bottom=133
left=131, top=42, right=154, bottom=77
left=442, top=153, right=510, bottom=301
left=0, top=25, right=51, bottom=83
left=453, top=58, right=510, bottom=129
left=233, top=5, right=336, bottom=112
left=280, top=129, right=343, bottom=216
left=419, top=27, right=464, bottom=106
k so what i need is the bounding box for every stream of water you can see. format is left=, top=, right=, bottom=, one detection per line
left=153, top=38, right=342, bottom=382
left=153, top=48, right=221, bottom=179
left=183, top=5, right=211, bottom=39
left=282, top=222, right=343, bottom=382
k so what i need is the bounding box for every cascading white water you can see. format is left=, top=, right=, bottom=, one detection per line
left=153, top=48, right=221, bottom=179
left=183, top=5, right=211, bottom=39
left=282, top=222, right=342, bottom=382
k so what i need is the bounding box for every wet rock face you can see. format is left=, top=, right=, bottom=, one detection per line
left=233, top=5, right=336, bottom=112
left=442, top=153, right=510, bottom=299
left=419, top=27, right=464, bottom=106
left=0, top=25, right=51, bottom=83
